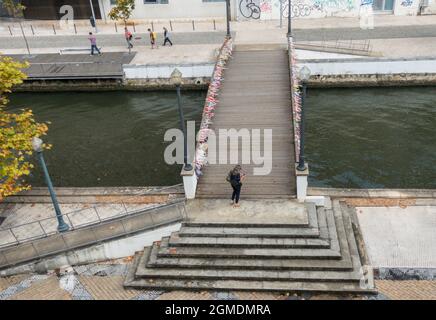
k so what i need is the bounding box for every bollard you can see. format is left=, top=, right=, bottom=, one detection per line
left=115, top=23, right=118, bottom=32
left=30, top=25, right=35, bottom=35
left=133, top=22, right=136, bottom=32
left=151, top=21, right=154, bottom=31
left=52, top=24, right=56, bottom=35
left=213, top=19, right=216, bottom=30
left=192, top=20, right=195, bottom=31
left=8, top=25, right=13, bottom=36
left=74, top=23, right=77, bottom=34
left=169, top=20, right=173, bottom=31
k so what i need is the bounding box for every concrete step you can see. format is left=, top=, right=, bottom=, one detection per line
left=135, top=247, right=361, bottom=282
left=178, top=226, right=320, bottom=238
left=147, top=250, right=354, bottom=272
left=168, top=233, right=331, bottom=249
left=146, top=204, right=351, bottom=271
left=123, top=201, right=375, bottom=294
left=157, top=206, right=343, bottom=259
left=125, top=253, right=375, bottom=294
left=125, top=200, right=375, bottom=293
left=233, top=44, right=288, bottom=51
left=156, top=237, right=342, bottom=260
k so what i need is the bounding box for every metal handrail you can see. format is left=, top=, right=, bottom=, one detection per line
left=0, top=199, right=186, bottom=268
left=288, top=36, right=300, bottom=164
left=0, top=184, right=183, bottom=248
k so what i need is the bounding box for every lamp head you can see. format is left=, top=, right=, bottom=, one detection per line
left=170, top=68, right=183, bottom=86
left=32, top=137, right=44, bottom=153
left=299, top=65, right=311, bottom=82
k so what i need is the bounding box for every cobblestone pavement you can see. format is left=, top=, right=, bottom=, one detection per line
left=0, top=259, right=436, bottom=300
left=375, top=280, right=436, bottom=300
left=1, top=262, right=435, bottom=300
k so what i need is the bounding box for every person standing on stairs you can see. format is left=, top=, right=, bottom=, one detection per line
left=227, top=165, right=245, bottom=208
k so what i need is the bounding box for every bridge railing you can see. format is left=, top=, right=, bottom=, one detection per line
left=194, top=37, right=233, bottom=179
left=288, top=36, right=301, bottom=164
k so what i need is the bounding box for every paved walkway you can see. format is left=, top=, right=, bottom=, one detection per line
left=185, top=199, right=308, bottom=225
left=0, top=260, right=434, bottom=299
left=2, top=15, right=436, bottom=36
left=3, top=16, right=436, bottom=59
left=9, top=52, right=135, bottom=80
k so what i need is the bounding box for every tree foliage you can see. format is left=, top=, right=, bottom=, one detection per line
left=108, top=0, right=135, bottom=25
left=0, top=56, right=50, bottom=199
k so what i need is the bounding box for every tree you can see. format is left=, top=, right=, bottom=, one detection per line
left=108, top=0, right=135, bottom=26
left=1, top=0, right=25, bottom=17
left=0, top=56, right=50, bottom=199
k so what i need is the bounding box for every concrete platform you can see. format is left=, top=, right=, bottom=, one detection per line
left=185, top=199, right=308, bottom=226
left=357, top=204, right=436, bottom=269
left=8, top=52, right=136, bottom=80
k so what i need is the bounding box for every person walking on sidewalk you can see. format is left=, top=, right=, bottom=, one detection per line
left=226, top=165, right=245, bottom=208
left=124, top=27, right=134, bottom=50
left=88, top=32, right=101, bottom=56
left=148, top=28, right=158, bottom=49
left=162, top=27, right=173, bottom=46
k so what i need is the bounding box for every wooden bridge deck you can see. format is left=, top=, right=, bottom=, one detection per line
left=197, top=49, right=296, bottom=199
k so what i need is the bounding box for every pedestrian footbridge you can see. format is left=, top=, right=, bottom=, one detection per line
left=196, top=44, right=297, bottom=199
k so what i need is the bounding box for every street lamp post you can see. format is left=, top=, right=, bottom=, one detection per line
left=226, top=0, right=231, bottom=38
left=297, top=66, right=311, bottom=172
left=287, top=0, right=291, bottom=37
left=32, top=137, right=70, bottom=232
left=89, top=0, right=98, bottom=33
left=170, top=69, right=193, bottom=172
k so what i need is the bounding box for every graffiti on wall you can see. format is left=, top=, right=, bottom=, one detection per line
left=312, top=0, right=355, bottom=13
left=239, top=0, right=358, bottom=20
left=260, top=1, right=273, bottom=12
left=281, top=0, right=355, bottom=18
left=282, top=3, right=314, bottom=17
left=401, top=0, right=413, bottom=6
left=239, top=0, right=262, bottom=19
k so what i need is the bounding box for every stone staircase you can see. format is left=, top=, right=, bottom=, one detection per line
left=124, top=199, right=376, bottom=294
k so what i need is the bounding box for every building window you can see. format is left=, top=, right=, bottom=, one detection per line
left=144, top=0, right=169, bottom=4
left=111, top=0, right=169, bottom=4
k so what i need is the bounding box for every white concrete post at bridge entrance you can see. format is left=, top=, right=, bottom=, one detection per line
left=296, top=164, right=309, bottom=202
left=181, top=165, right=197, bottom=199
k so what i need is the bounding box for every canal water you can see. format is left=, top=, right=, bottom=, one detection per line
left=9, top=91, right=206, bottom=188
left=8, top=87, right=436, bottom=189
left=305, top=87, right=436, bottom=189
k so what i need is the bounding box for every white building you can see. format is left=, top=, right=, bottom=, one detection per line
left=99, top=0, right=436, bottom=20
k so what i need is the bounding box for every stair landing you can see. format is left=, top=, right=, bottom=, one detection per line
left=184, top=199, right=308, bottom=226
